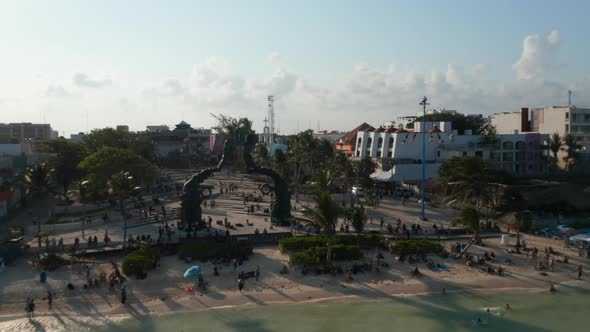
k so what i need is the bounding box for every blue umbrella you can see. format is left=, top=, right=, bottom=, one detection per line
left=184, top=266, right=201, bottom=278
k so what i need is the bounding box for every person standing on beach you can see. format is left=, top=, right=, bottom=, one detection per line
left=25, top=297, right=31, bottom=319
left=47, top=291, right=53, bottom=309
left=255, top=265, right=260, bottom=281
left=121, top=286, right=127, bottom=304
left=577, top=265, right=583, bottom=280
left=238, top=278, right=245, bottom=292
left=29, top=299, right=35, bottom=318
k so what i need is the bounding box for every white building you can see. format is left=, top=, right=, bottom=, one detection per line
left=356, top=122, right=547, bottom=182
left=492, top=106, right=590, bottom=159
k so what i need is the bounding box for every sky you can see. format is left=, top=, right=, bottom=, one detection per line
left=1, top=0, right=590, bottom=136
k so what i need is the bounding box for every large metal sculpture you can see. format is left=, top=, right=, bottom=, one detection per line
left=180, top=140, right=230, bottom=229
left=244, top=133, right=292, bottom=226
left=180, top=120, right=292, bottom=229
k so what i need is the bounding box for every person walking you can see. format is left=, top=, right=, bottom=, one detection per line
left=232, top=258, right=237, bottom=272
left=255, top=265, right=260, bottom=281
left=121, top=286, right=127, bottom=304
left=29, top=299, right=35, bottom=318
left=238, top=278, right=245, bottom=292
left=46, top=291, right=53, bottom=309
left=577, top=265, right=583, bottom=280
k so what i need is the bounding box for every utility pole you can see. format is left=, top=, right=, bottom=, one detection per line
left=419, top=96, right=429, bottom=221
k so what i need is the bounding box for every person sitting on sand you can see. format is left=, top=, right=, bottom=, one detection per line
left=411, top=267, right=421, bottom=276
left=549, top=284, right=556, bottom=292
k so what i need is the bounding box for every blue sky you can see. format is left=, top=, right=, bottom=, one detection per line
left=1, top=0, right=589, bottom=135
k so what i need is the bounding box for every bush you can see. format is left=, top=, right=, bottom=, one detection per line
left=122, top=246, right=160, bottom=276
left=178, top=239, right=253, bottom=260
left=390, top=240, right=443, bottom=256
left=290, top=245, right=362, bottom=266
left=122, top=253, right=151, bottom=276
left=39, top=254, right=66, bottom=271
left=279, top=234, right=384, bottom=252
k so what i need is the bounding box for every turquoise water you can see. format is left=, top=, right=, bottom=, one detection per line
left=94, top=286, right=589, bottom=332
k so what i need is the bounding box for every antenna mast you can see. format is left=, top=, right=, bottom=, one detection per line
left=268, top=95, right=275, bottom=143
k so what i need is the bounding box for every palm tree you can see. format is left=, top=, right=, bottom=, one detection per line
left=23, top=163, right=54, bottom=199
left=548, top=132, right=562, bottom=169
left=108, top=171, right=141, bottom=247
left=22, top=163, right=54, bottom=248
left=350, top=206, right=366, bottom=243
left=454, top=206, right=481, bottom=243
left=301, top=191, right=341, bottom=264
left=439, top=156, right=492, bottom=214
left=563, top=134, right=581, bottom=171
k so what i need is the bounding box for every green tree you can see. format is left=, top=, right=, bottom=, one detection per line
left=563, top=134, right=581, bottom=171
left=548, top=132, right=562, bottom=169
left=301, top=191, right=341, bottom=264
left=350, top=206, right=367, bottom=242
left=479, top=124, right=500, bottom=146
left=82, top=128, right=130, bottom=152
left=354, top=156, right=375, bottom=189
left=82, top=128, right=157, bottom=162
left=454, top=206, right=481, bottom=242
left=79, top=147, right=158, bottom=185
left=331, top=152, right=355, bottom=204
left=254, top=142, right=271, bottom=168
left=42, top=139, right=87, bottom=200
left=23, top=163, right=54, bottom=198
left=439, top=156, right=493, bottom=213
left=108, top=171, right=141, bottom=247
left=23, top=163, right=54, bottom=248
left=272, top=149, right=290, bottom=180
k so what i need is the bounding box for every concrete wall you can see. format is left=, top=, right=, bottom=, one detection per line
left=492, top=112, right=523, bottom=134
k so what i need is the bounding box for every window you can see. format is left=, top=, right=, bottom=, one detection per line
left=502, top=152, right=513, bottom=161
left=437, top=150, right=441, bottom=158
left=366, top=137, right=372, bottom=149
left=462, top=151, right=467, bottom=157
left=475, top=151, right=483, bottom=158
left=357, top=137, right=362, bottom=148
left=388, top=150, right=393, bottom=158
left=565, top=112, right=569, bottom=120
left=377, top=137, right=383, bottom=148
left=388, top=137, right=394, bottom=148
left=515, top=141, right=525, bottom=150
left=565, top=124, right=569, bottom=132
left=502, top=141, right=513, bottom=150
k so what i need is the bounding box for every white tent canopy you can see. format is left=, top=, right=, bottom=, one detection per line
left=569, top=233, right=590, bottom=243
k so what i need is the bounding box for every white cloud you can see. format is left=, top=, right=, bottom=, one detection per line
left=13, top=30, right=590, bottom=136
left=73, top=73, right=112, bottom=88
left=44, top=85, right=70, bottom=98
left=512, top=30, right=561, bottom=80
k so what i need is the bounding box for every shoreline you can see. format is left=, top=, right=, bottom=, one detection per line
left=0, top=278, right=586, bottom=331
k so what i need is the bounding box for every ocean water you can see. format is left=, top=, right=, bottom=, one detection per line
left=94, top=285, right=589, bottom=332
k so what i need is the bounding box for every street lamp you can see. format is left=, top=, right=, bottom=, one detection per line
left=419, top=96, right=429, bottom=221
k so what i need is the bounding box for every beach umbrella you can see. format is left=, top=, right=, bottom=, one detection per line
left=184, top=266, right=201, bottom=278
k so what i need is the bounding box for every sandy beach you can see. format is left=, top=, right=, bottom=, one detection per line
left=1, top=232, right=588, bottom=332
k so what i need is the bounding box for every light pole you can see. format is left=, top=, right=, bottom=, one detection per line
left=419, top=96, right=429, bottom=221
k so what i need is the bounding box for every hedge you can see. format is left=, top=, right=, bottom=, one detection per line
left=279, top=234, right=384, bottom=252
left=389, top=240, right=443, bottom=256
left=290, top=245, right=362, bottom=266
left=122, top=247, right=160, bottom=276
left=178, top=239, right=253, bottom=260
left=39, top=254, right=66, bottom=271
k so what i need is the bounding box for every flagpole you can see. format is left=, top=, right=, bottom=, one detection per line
left=419, top=96, right=429, bottom=221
